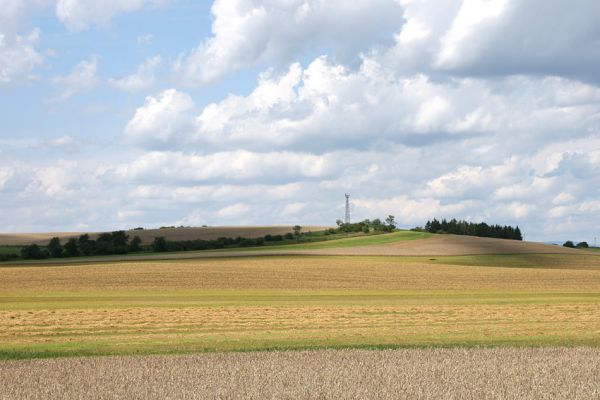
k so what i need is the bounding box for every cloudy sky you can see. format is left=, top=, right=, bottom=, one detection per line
left=1, top=0, right=599, bottom=242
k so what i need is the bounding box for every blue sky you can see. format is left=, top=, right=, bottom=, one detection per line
left=1, top=0, right=599, bottom=243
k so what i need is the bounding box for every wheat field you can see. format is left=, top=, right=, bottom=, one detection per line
left=1, top=348, right=599, bottom=399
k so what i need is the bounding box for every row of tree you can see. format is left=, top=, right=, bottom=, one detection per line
left=150, top=228, right=303, bottom=253
left=563, top=241, right=589, bottom=248
left=332, top=216, right=396, bottom=234
left=20, top=231, right=143, bottom=260
left=19, top=227, right=307, bottom=259
left=424, top=218, right=523, bottom=241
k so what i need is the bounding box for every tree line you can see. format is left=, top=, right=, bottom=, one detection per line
left=20, top=231, right=143, bottom=260
left=332, top=216, right=396, bottom=234
left=423, top=218, right=523, bottom=241
left=18, top=227, right=308, bottom=259
left=150, top=227, right=303, bottom=253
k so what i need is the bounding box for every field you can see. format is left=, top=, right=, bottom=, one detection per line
left=1, top=248, right=600, bottom=359
left=1, top=232, right=600, bottom=398
left=2, top=348, right=599, bottom=399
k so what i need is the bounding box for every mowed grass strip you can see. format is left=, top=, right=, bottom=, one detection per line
left=1, top=254, right=599, bottom=359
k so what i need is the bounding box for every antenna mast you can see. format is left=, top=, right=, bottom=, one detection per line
left=345, top=194, right=351, bottom=224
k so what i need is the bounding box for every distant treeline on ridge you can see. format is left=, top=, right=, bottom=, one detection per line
left=424, top=218, right=523, bottom=241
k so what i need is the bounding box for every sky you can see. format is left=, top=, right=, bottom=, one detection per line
left=0, top=0, right=599, bottom=243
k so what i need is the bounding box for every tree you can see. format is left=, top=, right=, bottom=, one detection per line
left=514, top=226, right=523, bottom=241
left=21, top=244, right=47, bottom=260
left=78, top=234, right=95, bottom=256
left=152, top=237, right=168, bottom=252
left=576, top=242, right=589, bottom=248
left=385, top=215, right=396, bottom=229
left=129, top=236, right=142, bottom=252
left=293, top=225, right=302, bottom=237
left=95, top=233, right=115, bottom=255
left=111, top=231, right=129, bottom=253
left=64, top=238, right=79, bottom=257
left=563, top=241, right=575, bottom=248
left=47, top=237, right=63, bottom=258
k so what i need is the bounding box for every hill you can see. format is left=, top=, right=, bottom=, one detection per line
left=0, top=226, right=330, bottom=246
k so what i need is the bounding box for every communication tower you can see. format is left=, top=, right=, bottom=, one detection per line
left=345, top=194, right=351, bottom=224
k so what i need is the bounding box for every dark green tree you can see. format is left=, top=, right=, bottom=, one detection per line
left=576, top=242, right=589, bottom=248
left=563, top=241, right=575, bottom=248
left=64, top=238, right=80, bottom=257
left=47, top=237, right=63, bottom=258
left=129, top=236, right=142, bottom=252
left=21, top=244, right=47, bottom=259
left=78, top=234, right=95, bottom=255
left=152, top=237, right=168, bottom=252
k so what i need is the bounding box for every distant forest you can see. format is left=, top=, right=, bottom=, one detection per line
left=424, top=218, right=523, bottom=241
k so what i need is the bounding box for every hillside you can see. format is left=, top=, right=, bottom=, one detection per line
left=0, top=226, right=330, bottom=246
left=309, top=232, right=591, bottom=256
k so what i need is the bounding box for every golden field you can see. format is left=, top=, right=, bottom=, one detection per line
left=1, top=253, right=600, bottom=358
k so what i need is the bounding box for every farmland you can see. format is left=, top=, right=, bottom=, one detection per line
left=1, top=243, right=600, bottom=359
left=2, top=348, right=599, bottom=399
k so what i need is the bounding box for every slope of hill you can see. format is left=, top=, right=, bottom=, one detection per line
left=309, top=233, right=590, bottom=256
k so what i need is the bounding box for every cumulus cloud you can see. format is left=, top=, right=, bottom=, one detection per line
left=383, top=0, right=600, bottom=82
left=0, top=24, right=43, bottom=84
left=110, top=150, right=335, bottom=184
left=51, top=55, right=100, bottom=101
left=123, top=89, right=196, bottom=147
left=55, top=0, right=169, bottom=31
left=109, top=56, right=162, bottom=92
left=127, top=56, right=600, bottom=155
left=173, top=0, right=404, bottom=86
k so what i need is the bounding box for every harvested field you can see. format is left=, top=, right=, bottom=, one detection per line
left=0, top=226, right=329, bottom=246
left=1, top=348, right=599, bottom=399
left=1, top=254, right=600, bottom=358
left=311, top=233, right=589, bottom=256
left=3, top=255, right=600, bottom=292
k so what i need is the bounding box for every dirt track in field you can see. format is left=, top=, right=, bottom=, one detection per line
left=0, top=226, right=329, bottom=246
left=1, top=348, right=599, bottom=399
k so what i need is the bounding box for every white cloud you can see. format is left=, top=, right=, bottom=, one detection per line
left=173, top=0, right=404, bottom=86
left=55, top=0, right=169, bottom=32
left=52, top=55, right=100, bottom=101
left=0, top=29, right=43, bottom=84
left=389, top=0, right=600, bottom=81
left=128, top=56, right=600, bottom=155
left=124, top=89, right=195, bottom=147
left=109, top=56, right=162, bottom=92
left=217, top=203, right=250, bottom=219
left=137, top=33, right=153, bottom=46
left=111, top=150, right=335, bottom=184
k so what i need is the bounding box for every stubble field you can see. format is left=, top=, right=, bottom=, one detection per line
left=1, top=252, right=600, bottom=359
